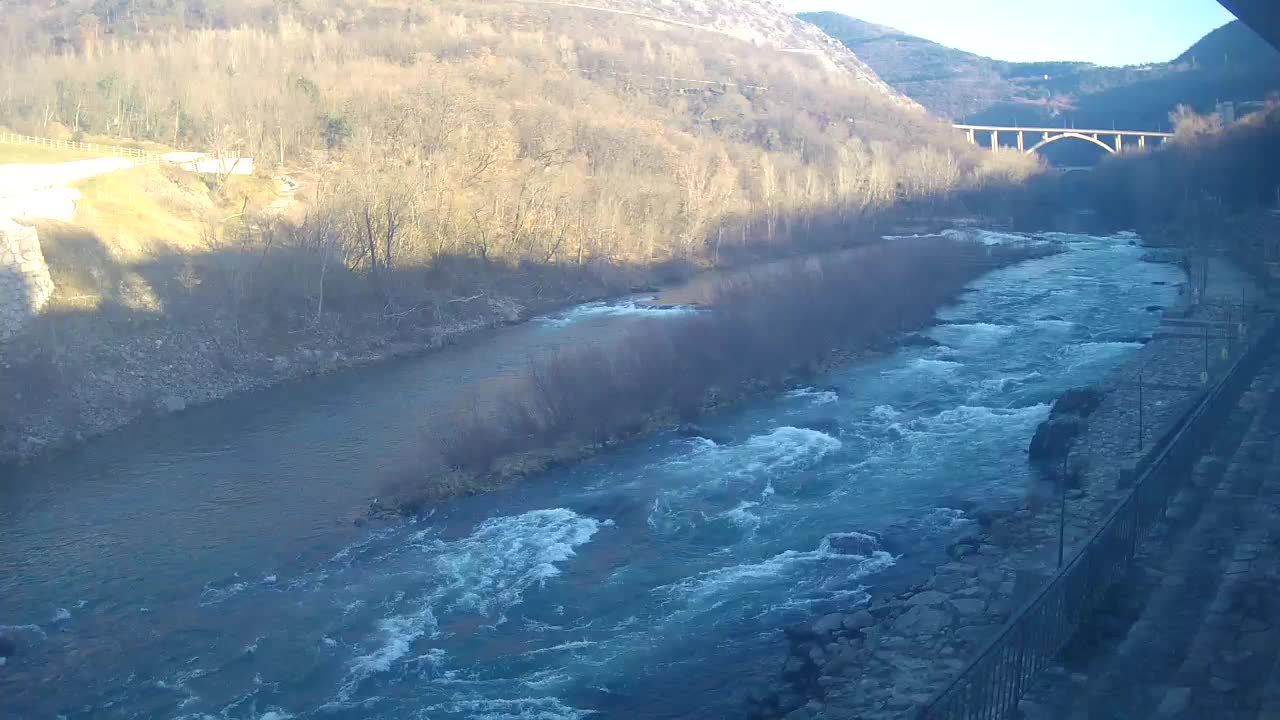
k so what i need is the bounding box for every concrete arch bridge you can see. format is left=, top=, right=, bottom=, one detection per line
left=954, top=124, right=1175, bottom=155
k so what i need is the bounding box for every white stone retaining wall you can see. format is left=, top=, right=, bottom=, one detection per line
left=0, top=217, right=53, bottom=341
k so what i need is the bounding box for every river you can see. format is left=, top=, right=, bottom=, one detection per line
left=0, top=229, right=1183, bottom=720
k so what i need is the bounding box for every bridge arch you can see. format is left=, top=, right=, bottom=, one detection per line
left=1025, top=132, right=1116, bottom=156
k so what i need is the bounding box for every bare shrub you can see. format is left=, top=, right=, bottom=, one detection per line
left=422, top=236, right=1054, bottom=478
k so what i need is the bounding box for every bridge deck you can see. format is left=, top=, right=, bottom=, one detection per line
left=954, top=124, right=1174, bottom=137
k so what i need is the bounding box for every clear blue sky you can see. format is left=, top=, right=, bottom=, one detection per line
left=780, top=0, right=1238, bottom=66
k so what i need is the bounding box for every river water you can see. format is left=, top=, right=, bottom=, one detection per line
left=0, top=230, right=1183, bottom=720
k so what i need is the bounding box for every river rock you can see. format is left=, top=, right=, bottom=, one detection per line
left=895, top=605, right=951, bottom=635
left=946, top=536, right=982, bottom=560
left=843, top=610, right=875, bottom=631
left=813, top=612, right=845, bottom=636
left=906, top=590, right=949, bottom=607
left=675, top=423, right=730, bottom=445
left=951, top=598, right=987, bottom=617
left=901, top=333, right=941, bottom=348
left=1052, top=386, right=1108, bottom=418
left=826, top=532, right=881, bottom=556
left=1029, top=415, right=1085, bottom=465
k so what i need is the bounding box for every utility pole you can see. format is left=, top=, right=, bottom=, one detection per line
left=1058, top=451, right=1069, bottom=569
left=1138, top=373, right=1144, bottom=452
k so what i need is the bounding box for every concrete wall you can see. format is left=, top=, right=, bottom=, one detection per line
left=0, top=217, right=54, bottom=341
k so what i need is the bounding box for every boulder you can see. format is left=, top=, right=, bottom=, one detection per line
left=842, top=610, right=875, bottom=631
left=893, top=605, right=951, bottom=635
left=813, top=612, right=845, bottom=636
left=906, top=590, right=949, bottom=607
left=1051, top=386, right=1107, bottom=418
left=946, top=536, right=983, bottom=560
left=1028, top=415, right=1085, bottom=465
left=825, top=532, right=881, bottom=557
left=950, top=599, right=987, bottom=617
left=675, top=423, right=730, bottom=445
left=901, top=333, right=942, bottom=348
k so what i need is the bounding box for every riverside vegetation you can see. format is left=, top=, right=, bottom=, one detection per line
left=388, top=236, right=1058, bottom=509
left=0, top=0, right=1042, bottom=462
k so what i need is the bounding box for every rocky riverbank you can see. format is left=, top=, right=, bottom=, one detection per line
left=0, top=286, right=608, bottom=465
left=752, top=246, right=1270, bottom=719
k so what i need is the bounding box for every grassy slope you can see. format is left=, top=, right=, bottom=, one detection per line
left=0, top=143, right=98, bottom=163
left=35, top=165, right=280, bottom=311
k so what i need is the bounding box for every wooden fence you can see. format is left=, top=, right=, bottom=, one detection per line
left=0, top=132, right=161, bottom=163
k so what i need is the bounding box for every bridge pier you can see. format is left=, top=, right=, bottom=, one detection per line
left=1116, top=134, right=1124, bottom=153
left=1017, top=131, right=1025, bottom=152
left=991, top=129, right=999, bottom=152
left=1139, top=135, right=1146, bottom=149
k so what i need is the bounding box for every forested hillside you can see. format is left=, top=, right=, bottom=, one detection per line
left=1, top=0, right=1033, bottom=272
left=0, top=0, right=1043, bottom=460
left=804, top=12, right=1280, bottom=131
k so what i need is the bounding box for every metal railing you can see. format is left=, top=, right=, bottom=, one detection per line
left=918, top=306, right=1278, bottom=720
left=0, top=131, right=161, bottom=163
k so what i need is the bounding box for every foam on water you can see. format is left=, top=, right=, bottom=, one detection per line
left=341, top=510, right=604, bottom=696
left=694, top=426, right=842, bottom=480
left=537, top=300, right=698, bottom=327
left=52, top=607, right=71, bottom=622
left=704, top=501, right=763, bottom=536
left=1065, top=341, right=1144, bottom=371
left=662, top=533, right=895, bottom=608
left=0, top=623, right=47, bottom=639
left=418, top=697, right=596, bottom=720
left=783, top=387, right=839, bottom=406
left=941, top=228, right=1033, bottom=246
left=930, top=322, right=1016, bottom=348
left=918, top=508, right=973, bottom=534
left=974, top=370, right=1044, bottom=398
left=902, top=357, right=963, bottom=374
left=199, top=577, right=249, bottom=606
left=909, top=404, right=1050, bottom=438
left=869, top=405, right=901, bottom=422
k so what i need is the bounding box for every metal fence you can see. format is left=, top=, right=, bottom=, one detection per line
left=0, top=131, right=161, bottom=163
left=918, top=305, right=1278, bottom=720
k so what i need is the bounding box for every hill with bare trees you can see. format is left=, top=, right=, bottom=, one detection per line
left=0, top=0, right=1041, bottom=460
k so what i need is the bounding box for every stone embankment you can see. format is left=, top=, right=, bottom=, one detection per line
left=752, top=250, right=1270, bottom=720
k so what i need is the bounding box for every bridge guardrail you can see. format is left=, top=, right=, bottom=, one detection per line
left=917, top=304, right=1279, bottom=720
left=0, top=132, right=161, bottom=164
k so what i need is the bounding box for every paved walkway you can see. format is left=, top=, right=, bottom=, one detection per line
left=0, top=158, right=135, bottom=221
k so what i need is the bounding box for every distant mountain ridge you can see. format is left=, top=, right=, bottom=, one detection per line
left=801, top=12, right=1280, bottom=130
